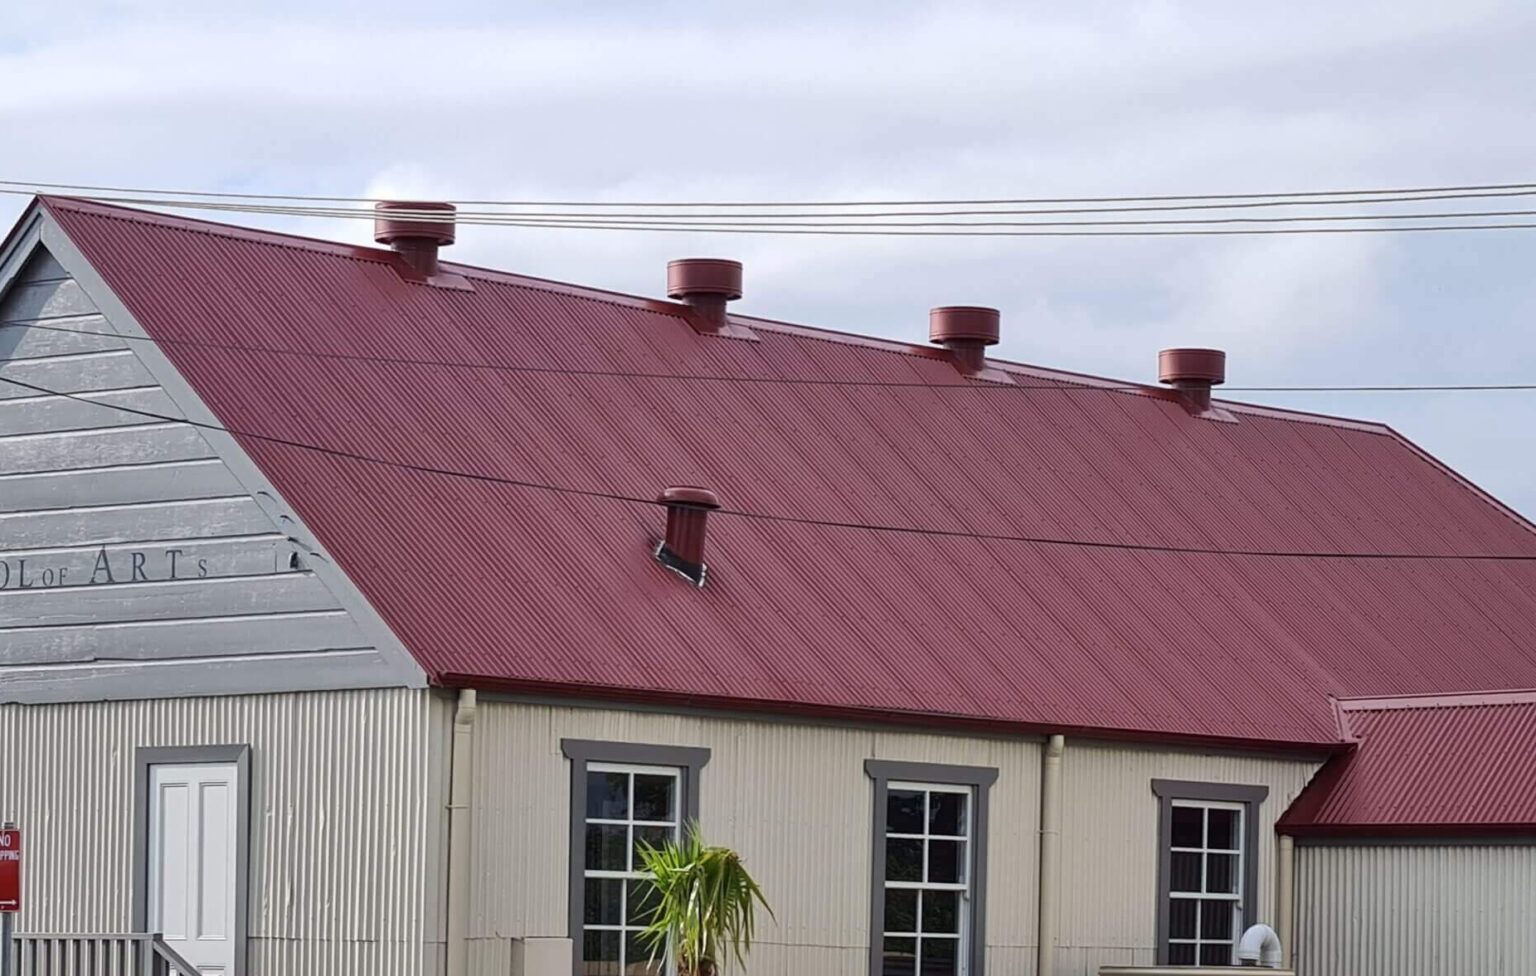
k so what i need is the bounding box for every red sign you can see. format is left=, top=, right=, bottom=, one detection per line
left=0, top=827, right=19, bottom=912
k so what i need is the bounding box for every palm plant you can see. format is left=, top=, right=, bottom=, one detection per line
left=635, top=827, right=773, bottom=975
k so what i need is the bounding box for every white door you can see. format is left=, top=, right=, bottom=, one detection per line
left=148, top=763, right=239, bottom=975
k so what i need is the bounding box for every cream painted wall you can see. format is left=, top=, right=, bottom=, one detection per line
left=1054, top=742, right=1320, bottom=975
left=457, top=699, right=1321, bottom=976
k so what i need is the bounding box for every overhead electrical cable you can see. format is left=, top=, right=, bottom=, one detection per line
left=4, top=372, right=1536, bottom=563
left=20, top=198, right=1536, bottom=237
left=48, top=197, right=1536, bottom=228
left=10, top=184, right=1536, bottom=218
left=5, top=176, right=1536, bottom=207
left=11, top=320, right=1536, bottom=393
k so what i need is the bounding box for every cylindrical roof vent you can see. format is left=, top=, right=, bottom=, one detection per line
left=655, top=486, right=722, bottom=586
left=1158, top=347, right=1227, bottom=412
left=375, top=201, right=456, bottom=277
left=667, top=259, right=742, bottom=332
left=930, top=306, right=1000, bottom=375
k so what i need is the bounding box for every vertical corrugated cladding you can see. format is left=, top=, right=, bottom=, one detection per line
left=466, top=700, right=1044, bottom=975
left=1055, top=741, right=1320, bottom=975
left=1295, top=843, right=1536, bottom=976
left=0, top=689, right=442, bottom=976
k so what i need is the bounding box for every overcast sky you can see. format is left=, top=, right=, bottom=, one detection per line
left=5, top=1, right=1536, bottom=516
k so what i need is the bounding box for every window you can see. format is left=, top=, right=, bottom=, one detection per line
left=1151, top=781, right=1268, bottom=968
left=865, top=761, right=997, bottom=976
left=581, top=763, right=680, bottom=975
left=563, top=741, right=710, bottom=976
left=1167, top=801, right=1242, bottom=965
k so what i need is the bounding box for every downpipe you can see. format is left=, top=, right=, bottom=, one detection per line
left=447, top=689, right=478, bottom=976
left=1038, top=735, right=1065, bottom=976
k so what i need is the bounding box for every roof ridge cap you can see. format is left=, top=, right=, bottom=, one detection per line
left=1339, top=688, right=1536, bottom=711
left=42, top=195, right=394, bottom=263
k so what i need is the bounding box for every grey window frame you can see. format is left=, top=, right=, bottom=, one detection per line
left=562, top=739, right=711, bottom=976
left=865, top=760, right=998, bottom=976
left=1151, top=779, right=1268, bottom=967
left=131, top=744, right=252, bottom=976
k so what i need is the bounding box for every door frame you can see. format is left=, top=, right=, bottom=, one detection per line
left=132, top=745, right=252, bottom=976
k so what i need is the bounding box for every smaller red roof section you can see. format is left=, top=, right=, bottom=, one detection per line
left=1279, top=691, right=1536, bottom=836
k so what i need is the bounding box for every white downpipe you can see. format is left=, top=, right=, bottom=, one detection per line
left=1276, top=834, right=1295, bottom=967
left=1037, top=735, right=1065, bottom=976
left=447, top=689, right=478, bottom=976
left=1237, top=924, right=1284, bottom=968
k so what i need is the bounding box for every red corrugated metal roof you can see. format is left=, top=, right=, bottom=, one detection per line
left=1279, top=691, right=1536, bottom=834
left=36, top=196, right=1536, bottom=749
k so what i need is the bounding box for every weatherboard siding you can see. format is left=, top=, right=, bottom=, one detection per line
left=453, top=698, right=1320, bottom=976
left=1295, top=843, right=1536, bottom=976
left=0, top=688, right=445, bottom=976
left=0, top=245, right=405, bottom=701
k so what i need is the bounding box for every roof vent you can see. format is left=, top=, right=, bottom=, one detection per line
left=1158, top=347, right=1226, bottom=414
left=375, top=201, right=456, bottom=277
left=656, top=486, right=722, bottom=586
left=667, top=259, right=742, bottom=333
left=930, top=306, right=1000, bottom=375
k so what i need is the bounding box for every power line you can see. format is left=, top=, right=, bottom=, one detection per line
left=12, top=186, right=1536, bottom=236
left=3, top=371, right=1535, bottom=562
left=40, top=197, right=1536, bottom=237
left=70, top=196, right=1536, bottom=228
left=13, top=184, right=1536, bottom=218
left=13, top=320, right=1536, bottom=393
left=7, top=176, right=1536, bottom=207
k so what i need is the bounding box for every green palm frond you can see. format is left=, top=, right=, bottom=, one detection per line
left=636, top=826, right=773, bottom=974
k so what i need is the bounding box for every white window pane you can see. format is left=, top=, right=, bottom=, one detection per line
left=1169, top=898, right=1197, bottom=940
left=885, top=888, right=918, bottom=933
left=883, top=937, right=917, bottom=976
left=1207, top=852, right=1238, bottom=894
left=1200, top=942, right=1232, bottom=966
left=928, top=792, right=967, bottom=837
left=888, top=790, right=925, bottom=834
left=887, top=838, right=923, bottom=882
left=583, top=930, right=621, bottom=974
left=921, top=936, right=959, bottom=976
left=1201, top=898, right=1236, bottom=941
left=927, top=839, right=963, bottom=884
left=587, top=772, right=630, bottom=819
left=1170, top=851, right=1201, bottom=892
left=1207, top=807, right=1238, bottom=850
left=586, top=824, right=628, bottom=872
left=584, top=878, right=623, bottom=925
left=1170, top=805, right=1203, bottom=848
left=633, top=775, right=676, bottom=823
left=921, top=890, right=960, bottom=935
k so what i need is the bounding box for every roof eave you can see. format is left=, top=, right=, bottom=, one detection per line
left=436, top=672, right=1348, bottom=756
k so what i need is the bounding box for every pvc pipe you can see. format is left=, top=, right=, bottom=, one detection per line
left=1237, top=923, right=1283, bottom=968
left=1276, top=834, right=1295, bottom=967
left=1037, top=735, right=1065, bottom=976
left=447, top=689, right=478, bottom=976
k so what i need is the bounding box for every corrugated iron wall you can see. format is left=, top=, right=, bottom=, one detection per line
left=463, top=700, right=1320, bottom=976
left=1054, top=742, right=1319, bottom=975
left=0, top=689, right=443, bottom=976
left=1295, top=843, right=1536, bottom=976
left=464, top=701, right=1044, bottom=976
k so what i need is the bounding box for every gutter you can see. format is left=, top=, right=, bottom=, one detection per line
left=447, top=689, right=478, bottom=976
left=441, top=674, right=1350, bottom=758
left=1038, top=734, right=1065, bottom=976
